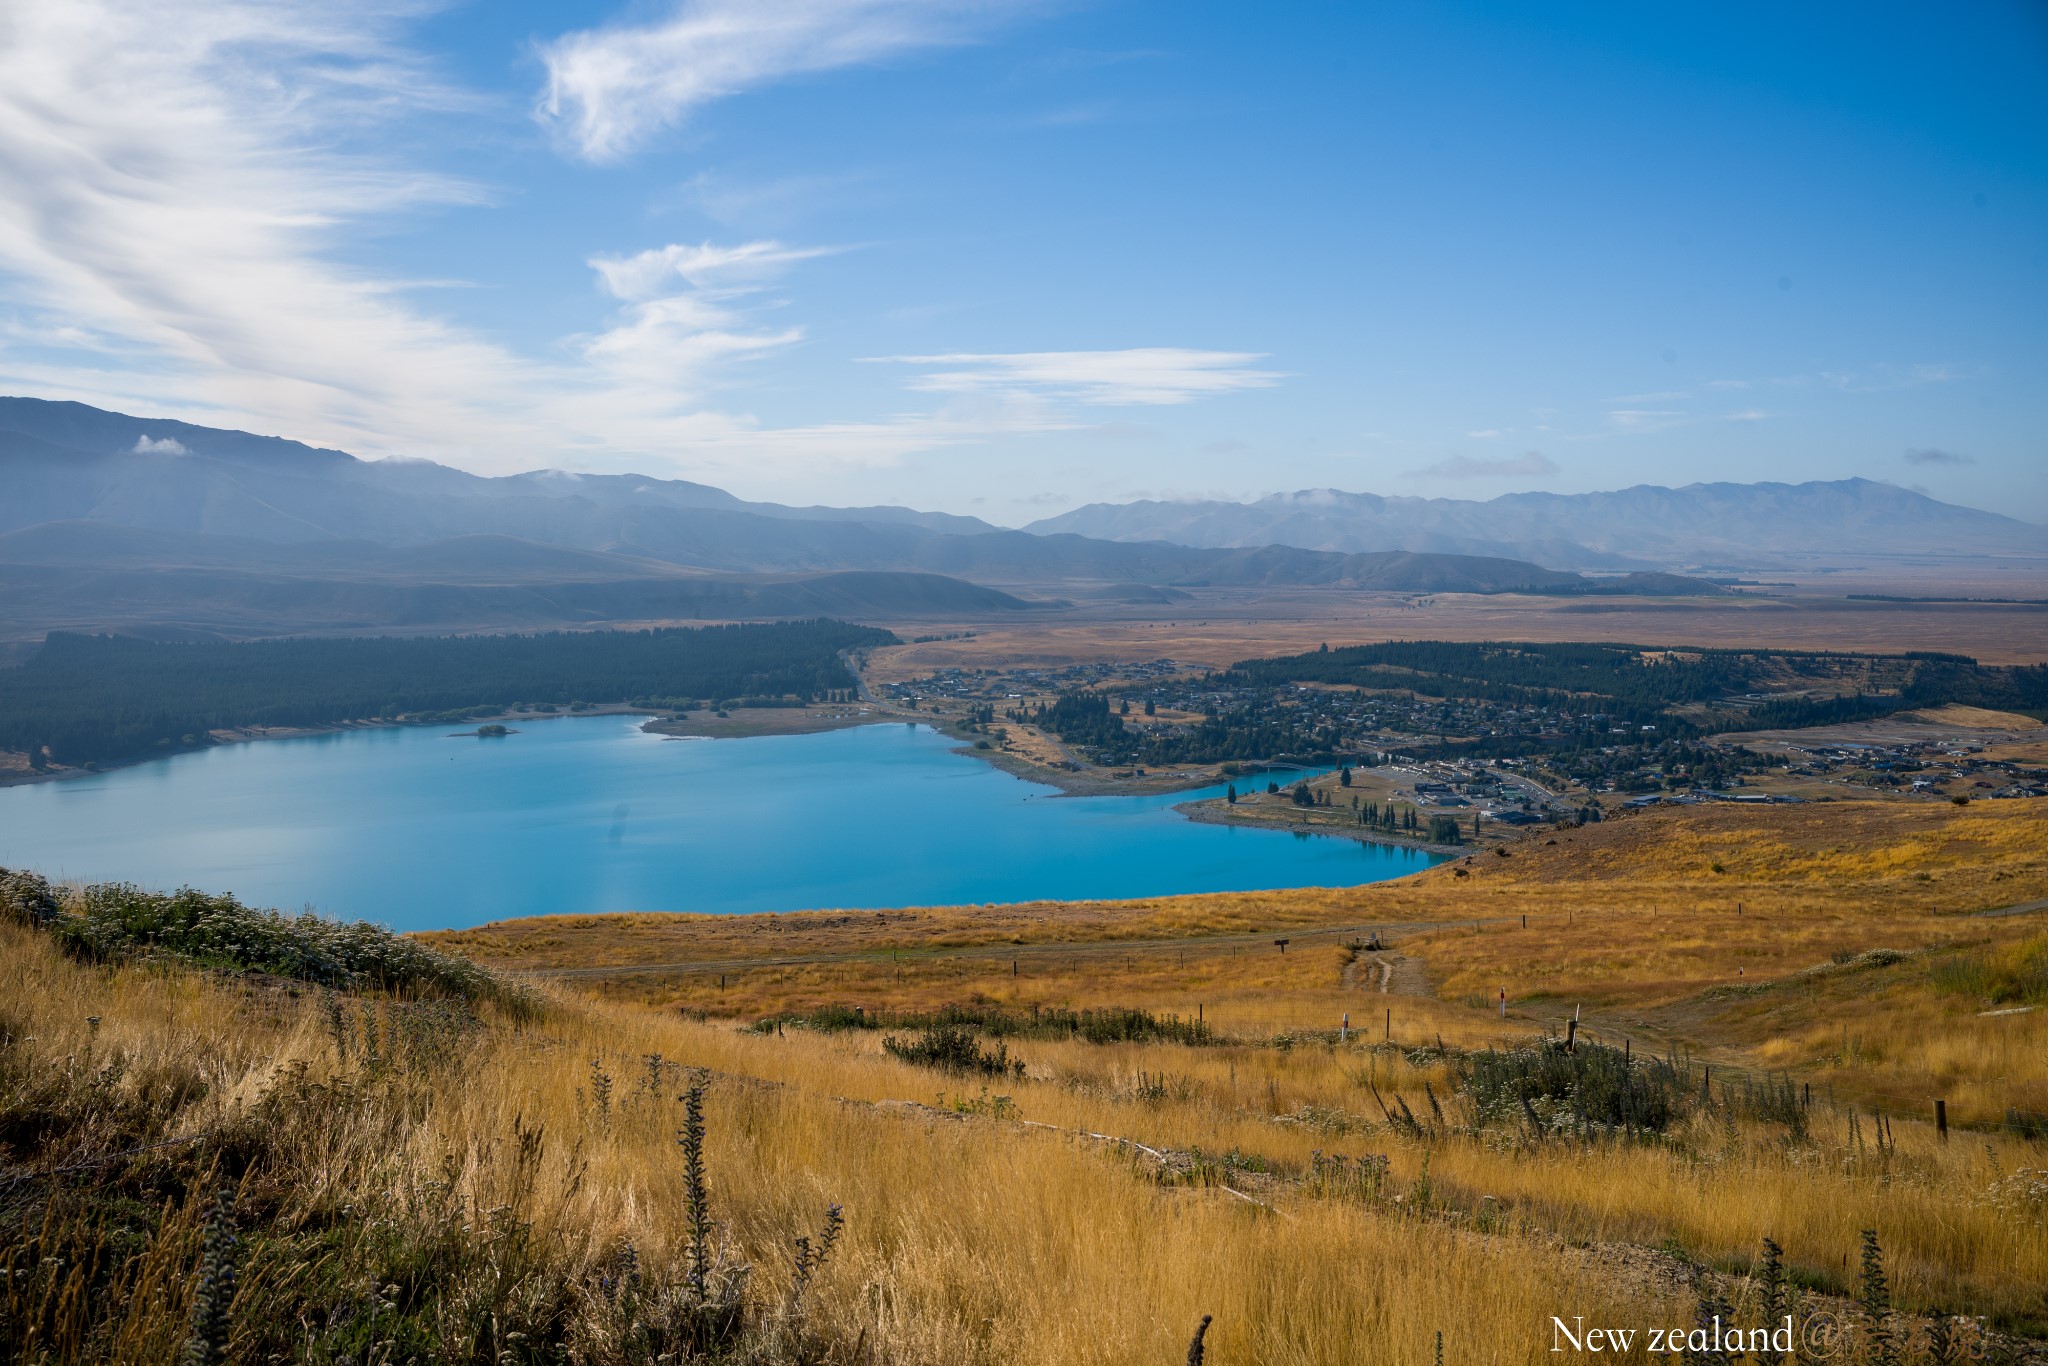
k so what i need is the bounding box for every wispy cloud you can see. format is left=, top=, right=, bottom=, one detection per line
left=1705, top=364, right=1963, bottom=395
left=0, top=1, right=530, bottom=453
left=1904, top=447, right=1973, bottom=466
left=588, top=240, right=840, bottom=301
left=133, top=435, right=188, bottom=455
left=576, top=239, right=837, bottom=386
left=0, top=4, right=1235, bottom=488
left=1606, top=409, right=1689, bottom=432
left=871, top=349, right=1283, bottom=406
left=538, top=0, right=1025, bottom=163
left=1406, top=451, right=1559, bottom=480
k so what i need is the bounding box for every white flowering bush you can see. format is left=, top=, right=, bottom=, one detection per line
left=4, top=865, right=511, bottom=1005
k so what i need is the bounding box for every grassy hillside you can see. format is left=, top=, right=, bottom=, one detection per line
left=7, top=800, right=2047, bottom=1363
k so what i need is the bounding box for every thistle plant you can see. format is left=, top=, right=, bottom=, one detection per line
left=1758, top=1237, right=1788, bottom=1366
left=180, top=1185, right=239, bottom=1366
left=788, top=1203, right=844, bottom=1313
left=1685, top=1276, right=1731, bottom=1366
left=679, top=1076, right=711, bottom=1302
left=589, top=1056, right=614, bottom=1128
left=1926, top=1314, right=1954, bottom=1365
left=322, top=991, right=350, bottom=1065
left=1859, top=1229, right=1895, bottom=1366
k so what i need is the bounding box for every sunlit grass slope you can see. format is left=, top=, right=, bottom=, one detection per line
left=6, top=797, right=2046, bottom=1362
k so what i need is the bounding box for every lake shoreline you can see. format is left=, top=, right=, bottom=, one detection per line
left=0, top=702, right=665, bottom=789
left=1174, top=798, right=1474, bottom=855
left=5, top=690, right=1301, bottom=805
left=4, top=715, right=1442, bottom=928
left=950, top=739, right=1263, bottom=797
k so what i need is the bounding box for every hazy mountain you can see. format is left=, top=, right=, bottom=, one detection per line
left=1026, top=482, right=2048, bottom=568
left=0, top=397, right=997, bottom=542
left=0, top=399, right=1728, bottom=639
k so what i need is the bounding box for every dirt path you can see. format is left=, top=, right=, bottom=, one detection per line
left=1340, top=950, right=1432, bottom=996
left=532, top=918, right=1510, bottom=982
left=528, top=917, right=1523, bottom=983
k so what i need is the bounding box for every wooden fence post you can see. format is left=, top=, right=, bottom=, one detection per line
left=1935, top=1098, right=1948, bottom=1142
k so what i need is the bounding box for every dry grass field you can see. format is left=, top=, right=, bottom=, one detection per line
left=7, top=798, right=2047, bottom=1363
left=859, top=585, right=2048, bottom=683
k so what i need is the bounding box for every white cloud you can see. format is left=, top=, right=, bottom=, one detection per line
left=577, top=240, right=831, bottom=388
left=872, top=348, right=1282, bottom=406
left=538, top=0, right=1020, bottom=164
left=0, top=0, right=543, bottom=459
left=588, top=240, right=839, bottom=301
left=1723, top=409, right=1768, bottom=422
left=133, top=434, right=187, bottom=455
left=1704, top=364, right=1963, bottom=396
left=0, top=3, right=1273, bottom=495
left=1606, top=409, right=1689, bottom=432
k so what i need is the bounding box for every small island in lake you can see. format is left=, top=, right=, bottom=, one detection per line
left=452, top=723, right=514, bottom=738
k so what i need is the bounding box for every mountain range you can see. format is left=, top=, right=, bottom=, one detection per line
left=8, top=395, right=2034, bottom=640
left=1026, top=482, right=2048, bottom=568
left=0, top=398, right=1736, bottom=638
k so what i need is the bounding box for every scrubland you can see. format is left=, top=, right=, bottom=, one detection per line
left=6, top=797, right=2047, bottom=1363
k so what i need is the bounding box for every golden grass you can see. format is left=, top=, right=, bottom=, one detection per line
left=16, top=799, right=2048, bottom=1359
left=11, top=907, right=2048, bottom=1362
left=427, top=802, right=2048, bottom=1124
left=2, top=920, right=1679, bottom=1364
left=856, top=588, right=2048, bottom=680
left=426, top=801, right=2048, bottom=1312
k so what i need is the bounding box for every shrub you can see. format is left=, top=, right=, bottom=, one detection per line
left=2, top=867, right=515, bottom=1007
left=1459, top=1039, right=1686, bottom=1135
left=0, top=868, right=62, bottom=927
left=882, top=1024, right=1026, bottom=1078
left=765, top=1002, right=1214, bottom=1046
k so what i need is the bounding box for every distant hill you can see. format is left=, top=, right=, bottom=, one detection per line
left=0, top=396, right=997, bottom=544
left=0, top=398, right=1731, bottom=637
left=0, top=560, right=1040, bottom=639
left=1026, top=481, right=2048, bottom=568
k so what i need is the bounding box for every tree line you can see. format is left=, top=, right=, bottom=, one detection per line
left=1016, top=694, right=1338, bottom=767
left=1226, top=640, right=2048, bottom=736
left=2, top=621, right=896, bottom=764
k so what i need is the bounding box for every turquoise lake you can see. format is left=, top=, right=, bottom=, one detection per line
left=0, top=717, right=1439, bottom=931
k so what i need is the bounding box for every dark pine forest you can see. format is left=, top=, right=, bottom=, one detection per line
left=1, top=621, right=895, bottom=764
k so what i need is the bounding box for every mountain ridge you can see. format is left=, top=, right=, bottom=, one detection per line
left=0, top=398, right=1740, bottom=639
left=1026, top=479, right=2047, bottom=567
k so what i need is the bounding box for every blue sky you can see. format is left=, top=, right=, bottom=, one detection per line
left=1, top=1, right=2043, bottom=524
